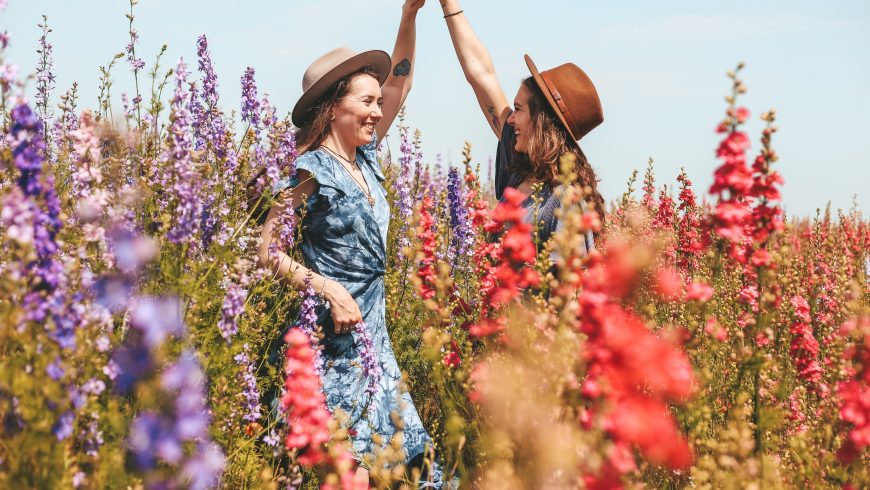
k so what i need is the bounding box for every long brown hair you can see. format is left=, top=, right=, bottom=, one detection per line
left=511, top=77, right=605, bottom=223
left=294, top=65, right=381, bottom=153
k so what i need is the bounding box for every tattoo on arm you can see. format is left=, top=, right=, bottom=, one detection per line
left=487, top=105, right=499, bottom=131
left=392, top=59, right=411, bottom=77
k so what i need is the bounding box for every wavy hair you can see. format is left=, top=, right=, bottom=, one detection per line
left=294, top=65, right=381, bottom=153
left=511, top=77, right=605, bottom=224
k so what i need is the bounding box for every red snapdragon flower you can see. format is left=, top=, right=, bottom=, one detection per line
left=281, top=329, right=334, bottom=466
left=416, top=195, right=438, bottom=300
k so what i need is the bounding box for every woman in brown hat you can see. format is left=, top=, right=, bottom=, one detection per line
left=439, top=0, right=604, bottom=254
left=258, top=1, right=450, bottom=486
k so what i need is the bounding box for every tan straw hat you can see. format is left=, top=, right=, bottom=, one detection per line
left=524, top=54, right=603, bottom=141
left=291, top=47, right=391, bottom=128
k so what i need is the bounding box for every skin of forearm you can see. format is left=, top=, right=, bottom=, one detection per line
left=441, top=1, right=496, bottom=81
left=385, top=13, right=417, bottom=95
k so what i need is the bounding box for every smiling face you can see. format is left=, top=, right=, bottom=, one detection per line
left=331, top=74, right=383, bottom=147
left=507, top=84, right=534, bottom=153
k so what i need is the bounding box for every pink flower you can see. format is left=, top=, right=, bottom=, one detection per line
left=655, top=268, right=683, bottom=301
left=685, top=282, right=713, bottom=302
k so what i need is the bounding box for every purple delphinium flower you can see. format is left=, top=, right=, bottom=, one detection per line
left=10, top=103, right=72, bottom=348
left=352, top=321, right=382, bottom=408
left=182, top=442, right=225, bottom=490
left=165, top=59, right=204, bottom=251
left=296, top=275, right=323, bottom=376
left=72, top=471, right=86, bottom=488
left=395, top=125, right=414, bottom=258
left=52, top=410, right=74, bottom=441
left=161, top=351, right=210, bottom=440
left=217, top=281, right=247, bottom=341
left=195, top=35, right=236, bottom=180
left=129, top=411, right=178, bottom=468
left=35, top=16, right=56, bottom=131
left=233, top=345, right=262, bottom=423
left=125, top=27, right=145, bottom=74
left=111, top=297, right=184, bottom=393
left=240, top=67, right=260, bottom=130
left=46, top=357, right=65, bottom=380
left=446, top=167, right=474, bottom=269
left=52, top=84, right=80, bottom=157
left=81, top=413, right=104, bottom=457
left=11, top=104, right=62, bottom=274
left=128, top=350, right=225, bottom=487
left=131, top=297, right=185, bottom=349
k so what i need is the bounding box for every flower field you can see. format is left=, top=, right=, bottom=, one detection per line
left=1, top=4, right=869, bottom=489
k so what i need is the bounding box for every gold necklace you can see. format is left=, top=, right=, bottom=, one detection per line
left=320, top=145, right=375, bottom=207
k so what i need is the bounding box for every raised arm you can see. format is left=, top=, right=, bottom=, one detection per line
left=375, top=0, right=425, bottom=140
left=257, top=173, right=363, bottom=333
left=440, top=0, right=510, bottom=138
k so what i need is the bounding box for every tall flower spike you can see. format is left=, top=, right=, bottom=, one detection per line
left=446, top=167, right=474, bottom=270
left=166, top=58, right=204, bottom=251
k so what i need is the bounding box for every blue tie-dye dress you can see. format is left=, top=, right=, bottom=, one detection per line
left=278, top=134, right=444, bottom=487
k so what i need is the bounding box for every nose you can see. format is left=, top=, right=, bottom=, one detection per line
left=506, top=111, right=516, bottom=127
left=371, top=105, right=383, bottom=120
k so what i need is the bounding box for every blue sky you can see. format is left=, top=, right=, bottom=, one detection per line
left=4, top=0, right=869, bottom=216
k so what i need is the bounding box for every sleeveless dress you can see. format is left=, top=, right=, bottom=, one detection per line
left=277, top=134, right=444, bottom=487
left=495, top=119, right=595, bottom=255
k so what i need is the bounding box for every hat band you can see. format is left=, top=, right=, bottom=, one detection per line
left=540, top=71, right=579, bottom=139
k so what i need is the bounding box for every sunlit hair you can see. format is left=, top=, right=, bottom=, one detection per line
left=294, top=66, right=381, bottom=153
left=512, top=77, right=605, bottom=224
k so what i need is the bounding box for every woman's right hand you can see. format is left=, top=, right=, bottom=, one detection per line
left=322, top=279, right=362, bottom=334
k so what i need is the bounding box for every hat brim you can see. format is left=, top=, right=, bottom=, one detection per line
left=292, top=50, right=391, bottom=128
left=524, top=54, right=580, bottom=143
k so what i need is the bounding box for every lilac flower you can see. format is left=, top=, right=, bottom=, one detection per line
left=82, top=378, right=106, bottom=396
left=217, top=280, right=248, bottom=341
left=129, top=350, right=224, bottom=487
left=129, top=411, right=178, bottom=468
left=46, top=358, right=65, bottom=380
left=0, top=61, right=17, bottom=92
left=1, top=188, right=36, bottom=245
left=108, top=225, right=156, bottom=275
left=79, top=413, right=104, bottom=457
left=395, top=125, right=414, bottom=257
left=263, top=429, right=280, bottom=447
left=0, top=1, right=8, bottom=13
left=353, top=321, right=382, bottom=407
left=162, top=351, right=210, bottom=441
left=165, top=58, right=204, bottom=250
left=68, top=386, right=86, bottom=411
left=52, top=411, right=74, bottom=441
left=102, top=359, right=120, bottom=381
left=240, top=67, right=260, bottom=130
left=130, top=297, right=185, bottom=349
left=11, top=104, right=61, bottom=265
left=296, top=276, right=323, bottom=376
left=182, top=442, right=226, bottom=490
left=446, top=167, right=474, bottom=268
left=196, top=35, right=219, bottom=111
left=0, top=30, right=9, bottom=49
left=269, top=202, right=296, bottom=260
left=35, top=16, right=56, bottom=128
left=233, top=346, right=262, bottom=423
left=125, top=27, right=145, bottom=73
left=72, top=471, right=86, bottom=488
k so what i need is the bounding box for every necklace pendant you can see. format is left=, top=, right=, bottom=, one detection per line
left=367, top=196, right=375, bottom=207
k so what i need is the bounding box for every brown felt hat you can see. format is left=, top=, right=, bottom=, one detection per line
left=291, top=47, right=391, bottom=128
left=524, top=54, right=603, bottom=142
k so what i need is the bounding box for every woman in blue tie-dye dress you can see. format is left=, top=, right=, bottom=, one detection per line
left=257, top=1, right=447, bottom=487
